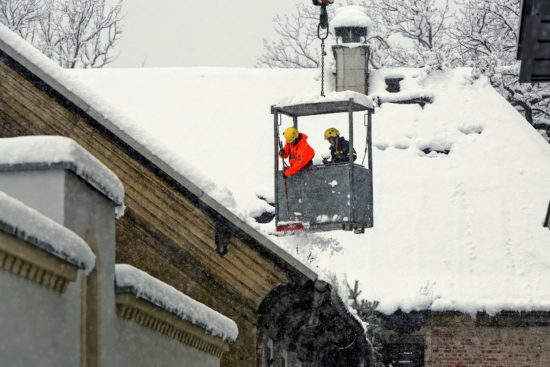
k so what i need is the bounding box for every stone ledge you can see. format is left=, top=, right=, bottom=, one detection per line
left=116, top=294, right=230, bottom=358
left=0, top=230, right=78, bottom=293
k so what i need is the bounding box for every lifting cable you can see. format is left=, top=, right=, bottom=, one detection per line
left=314, top=0, right=333, bottom=97
left=361, top=113, right=368, bottom=166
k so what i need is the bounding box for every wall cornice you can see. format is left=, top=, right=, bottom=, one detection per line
left=0, top=230, right=78, bottom=293
left=115, top=294, right=231, bottom=358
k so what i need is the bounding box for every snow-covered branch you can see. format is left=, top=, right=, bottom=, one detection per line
left=256, top=4, right=321, bottom=69
left=0, top=0, right=122, bottom=68
left=449, top=0, right=550, bottom=133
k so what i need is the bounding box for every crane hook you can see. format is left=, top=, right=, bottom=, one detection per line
left=312, top=0, right=334, bottom=32
left=313, top=0, right=333, bottom=96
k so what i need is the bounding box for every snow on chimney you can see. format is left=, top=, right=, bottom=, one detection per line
left=331, top=6, right=371, bottom=94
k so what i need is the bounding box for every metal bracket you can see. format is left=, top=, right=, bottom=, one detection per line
left=215, top=221, right=231, bottom=256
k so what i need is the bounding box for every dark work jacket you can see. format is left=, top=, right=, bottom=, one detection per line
left=330, top=137, right=357, bottom=162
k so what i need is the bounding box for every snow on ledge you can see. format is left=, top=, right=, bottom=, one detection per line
left=0, top=191, right=95, bottom=273
left=275, top=90, right=374, bottom=109
left=333, top=42, right=369, bottom=49
left=115, top=264, right=238, bottom=343
left=0, top=136, right=125, bottom=217
left=331, top=6, right=372, bottom=29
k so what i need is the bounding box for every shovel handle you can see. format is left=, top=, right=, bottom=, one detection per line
left=278, top=141, right=289, bottom=169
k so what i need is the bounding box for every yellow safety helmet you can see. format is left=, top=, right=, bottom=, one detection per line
left=324, top=127, right=340, bottom=140
left=283, top=127, right=299, bottom=143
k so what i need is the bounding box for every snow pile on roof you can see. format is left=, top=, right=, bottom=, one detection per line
left=115, top=264, right=238, bottom=342
left=0, top=191, right=95, bottom=272
left=316, top=67, right=550, bottom=315
left=276, top=90, right=374, bottom=109
left=371, top=68, right=434, bottom=104
left=0, top=136, right=125, bottom=217
left=331, top=5, right=372, bottom=29
left=70, top=66, right=550, bottom=316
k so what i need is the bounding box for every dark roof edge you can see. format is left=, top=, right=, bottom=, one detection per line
left=0, top=37, right=317, bottom=282
left=544, top=200, right=550, bottom=228
left=379, top=309, right=550, bottom=333
left=516, top=0, right=527, bottom=60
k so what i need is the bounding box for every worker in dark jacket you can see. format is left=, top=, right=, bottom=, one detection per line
left=322, top=127, right=356, bottom=164
left=279, top=127, right=315, bottom=177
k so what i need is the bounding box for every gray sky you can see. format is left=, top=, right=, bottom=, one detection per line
left=110, top=0, right=302, bottom=68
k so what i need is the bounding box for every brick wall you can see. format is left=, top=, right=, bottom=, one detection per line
left=428, top=325, right=550, bottom=367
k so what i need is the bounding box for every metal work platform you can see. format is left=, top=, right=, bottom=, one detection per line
left=276, top=163, right=373, bottom=232
left=272, top=95, right=374, bottom=233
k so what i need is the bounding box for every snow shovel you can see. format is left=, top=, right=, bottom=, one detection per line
left=276, top=141, right=304, bottom=233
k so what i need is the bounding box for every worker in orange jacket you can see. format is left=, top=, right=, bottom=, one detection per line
left=279, top=127, right=315, bottom=177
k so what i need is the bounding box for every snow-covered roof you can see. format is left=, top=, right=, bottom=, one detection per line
left=69, top=66, right=550, bottom=316
left=331, top=5, right=372, bottom=29
left=0, top=191, right=95, bottom=273
left=1, top=24, right=550, bottom=316
left=0, top=136, right=125, bottom=217
left=115, top=264, right=238, bottom=342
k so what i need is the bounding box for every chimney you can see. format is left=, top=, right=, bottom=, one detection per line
left=331, top=6, right=371, bottom=94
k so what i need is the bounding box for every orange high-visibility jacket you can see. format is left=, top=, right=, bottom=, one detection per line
left=280, top=133, right=315, bottom=177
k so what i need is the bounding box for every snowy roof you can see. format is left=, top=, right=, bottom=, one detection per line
left=115, top=264, right=238, bottom=342
left=2, top=24, right=550, bottom=316
left=0, top=24, right=315, bottom=282
left=331, top=6, right=372, bottom=29
left=0, top=191, right=95, bottom=273
left=69, top=66, right=550, bottom=316
left=0, top=136, right=125, bottom=217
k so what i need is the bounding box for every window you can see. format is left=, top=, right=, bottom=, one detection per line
left=381, top=336, right=425, bottom=367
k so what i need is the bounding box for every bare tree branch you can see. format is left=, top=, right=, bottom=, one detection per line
left=449, top=0, right=550, bottom=135
left=256, top=4, right=321, bottom=68
left=0, top=0, right=123, bottom=68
